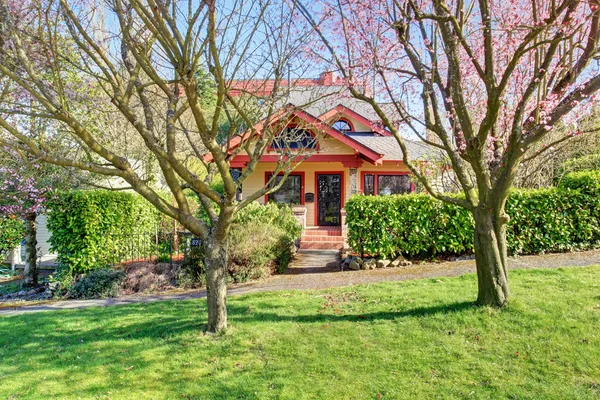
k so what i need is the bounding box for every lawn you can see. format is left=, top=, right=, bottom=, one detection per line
left=1, top=267, right=599, bottom=399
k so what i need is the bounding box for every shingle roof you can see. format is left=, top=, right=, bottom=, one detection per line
left=346, top=133, right=444, bottom=162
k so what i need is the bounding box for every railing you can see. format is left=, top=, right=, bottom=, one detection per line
left=102, top=230, right=203, bottom=267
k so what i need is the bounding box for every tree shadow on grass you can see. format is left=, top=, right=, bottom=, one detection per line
left=228, top=300, right=475, bottom=325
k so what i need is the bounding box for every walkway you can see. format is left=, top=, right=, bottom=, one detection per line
left=1, top=249, right=599, bottom=316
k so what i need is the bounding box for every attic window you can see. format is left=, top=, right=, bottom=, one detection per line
left=272, top=127, right=317, bottom=149
left=332, top=119, right=353, bottom=133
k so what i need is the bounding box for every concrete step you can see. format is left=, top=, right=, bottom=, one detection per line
left=300, top=241, right=344, bottom=250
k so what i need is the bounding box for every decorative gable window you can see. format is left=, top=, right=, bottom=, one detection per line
left=332, top=119, right=353, bottom=133
left=271, top=127, right=317, bottom=149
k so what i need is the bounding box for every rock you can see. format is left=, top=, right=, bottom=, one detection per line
left=399, top=260, right=412, bottom=267
left=348, top=260, right=360, bottom=270
left=355, top=257, right=363, bottom=266
left=391, top=255, right=407, bottom=268
left=377, top=259, right=391, bottom=268
left=26, top=289, right=37, bottom=296
left=48, top=281, right=61, bottom=293
left=363, top=258, right=377, bottom=270
left=17, top=290, right=27, bottom=297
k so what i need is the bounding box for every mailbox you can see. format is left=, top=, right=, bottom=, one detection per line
left=305, top=192, right=315, bottom=203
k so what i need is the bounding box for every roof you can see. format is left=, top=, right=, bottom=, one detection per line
left=347, top=133, right=444, bottom=162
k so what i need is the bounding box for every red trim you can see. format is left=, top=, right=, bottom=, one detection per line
left=264, top=171, right=305, bottom=205
left=314, top=171, right=345, bottom=226
left=204, top=104, right=384, bottom=165
left=359, top=171, right=414, bottom=195
left=231, top=154, right=368, bottom=165
left=319, top=105, right=393, bottom=136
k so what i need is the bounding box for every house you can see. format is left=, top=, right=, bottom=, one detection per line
left=225, top=72, right=440, bottom=249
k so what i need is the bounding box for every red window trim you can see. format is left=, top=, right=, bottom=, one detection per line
left=314, top=171, right=345, bottom=227
left=264, top=171, right=306, bottom=205
left=359, top=171, right=414, bottom=195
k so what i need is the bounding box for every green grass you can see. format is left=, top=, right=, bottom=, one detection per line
left=1, top=267, right=600, bottom=399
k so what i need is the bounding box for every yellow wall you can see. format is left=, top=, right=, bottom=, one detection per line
left=241, top=161, right=410, bottom=227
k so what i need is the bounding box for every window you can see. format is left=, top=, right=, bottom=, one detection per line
left=267, top=174, right=302, bottom=204
left=378, top=175, right=411, bottom=195
left=332, top=119, right=353, bottom=132
left=272, top=127, right=316, bottom=149
left=230, top=168, right=242, bottom=201
left=364, top=174, right=375, bottom=195
left=363, top=172, right=412, bottom=195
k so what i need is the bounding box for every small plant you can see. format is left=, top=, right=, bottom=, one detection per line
left=69, top=268, right=125, bottom=299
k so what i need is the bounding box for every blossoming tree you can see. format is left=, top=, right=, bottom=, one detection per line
left=297, top=0, right=600, bottom=306
left=0, top=153, right=49, bottom=286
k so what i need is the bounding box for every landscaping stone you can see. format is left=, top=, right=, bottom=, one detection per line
left=363, top=259, right=377, bottom=270
left=377, top=259, right=391, bottom=268
left=355, top=257, right=363, bottom=266
left=348, top=260, right=360, bottom=270
left=391, top=255, right=408, bottom=268
left=400, top=260, right=413, bottom=267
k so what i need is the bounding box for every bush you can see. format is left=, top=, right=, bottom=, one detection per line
left=69, top=268, right=125, bottom=299
left=346, top=171, right=600, bottom=258
left=558, top=153, right=600, bottom=179
left=0, top=216, right=23, bottom=260
left=182, top=202, right=300, bottom=284
left=234, top=202, right=302, bottom=241
left=228, top=222, right=294, bottom=282
left=46, top=191, right=159, bottom=274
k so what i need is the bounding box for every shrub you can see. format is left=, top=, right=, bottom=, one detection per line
left=557, top=153, right=600, bottom=179
left=46, top=191, right=159, bottom=274
left=0, top=216, right=23, bottom=260
left=182, top=202, right=300, bottom=284
left=69, top=268, right=125, bottom=299
left=228, top=222, right=294, bottom=282
left=234, top=202, right=302, bottom=241
left=346, top=171, right=600, bottom=258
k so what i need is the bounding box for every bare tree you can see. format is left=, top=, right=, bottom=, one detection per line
left=0, top=0, right=318, bottom=333
left=296, top=0, right=600, bottom=307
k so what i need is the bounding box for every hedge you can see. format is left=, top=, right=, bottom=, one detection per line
left=0, top=216, right=23, bottom=260
left=345, top=171, right=600, bottom=258
left=46, top=191, right=159, bottom=274
left=558, top=153, right=600, bottom=178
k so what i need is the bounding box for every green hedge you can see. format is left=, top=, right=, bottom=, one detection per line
left=558, top=153, right=600, bottom=178
left=47, top=191, right=159, bottom=274
left=0, top=216, right=23, bottom=260
left=346, top=171, right=600, bottom=258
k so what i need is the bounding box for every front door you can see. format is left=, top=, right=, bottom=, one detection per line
left=317, top=174, right=342, bottom=226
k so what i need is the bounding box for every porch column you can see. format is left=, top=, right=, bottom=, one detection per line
left=349, top=167, right=358, bottom=196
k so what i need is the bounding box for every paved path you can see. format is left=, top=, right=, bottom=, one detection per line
left=1, top=249, right=599, bottom=316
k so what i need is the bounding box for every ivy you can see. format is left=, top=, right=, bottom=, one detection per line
left=346, top=171, right=600, bottom=258
left=46, top=191, right=159, bottom=274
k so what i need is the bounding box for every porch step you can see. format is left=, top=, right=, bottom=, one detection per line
left=303, top=228, right=342, bottom=237
left=300, top=241, right=344, bottom=250
left=301, top=235, right=343, bottom=242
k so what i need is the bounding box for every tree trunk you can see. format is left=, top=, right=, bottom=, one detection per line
left=204, top=234, right=228, bottom=333
left=473, top=208, right=509, bottom=307
left=23, top=212, right=38, bottom=287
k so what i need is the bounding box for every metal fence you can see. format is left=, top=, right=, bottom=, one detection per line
left=104, top=230, right=202, bottom=267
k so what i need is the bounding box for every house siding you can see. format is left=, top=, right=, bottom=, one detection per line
left=241, top=161, right=410, bottom=227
